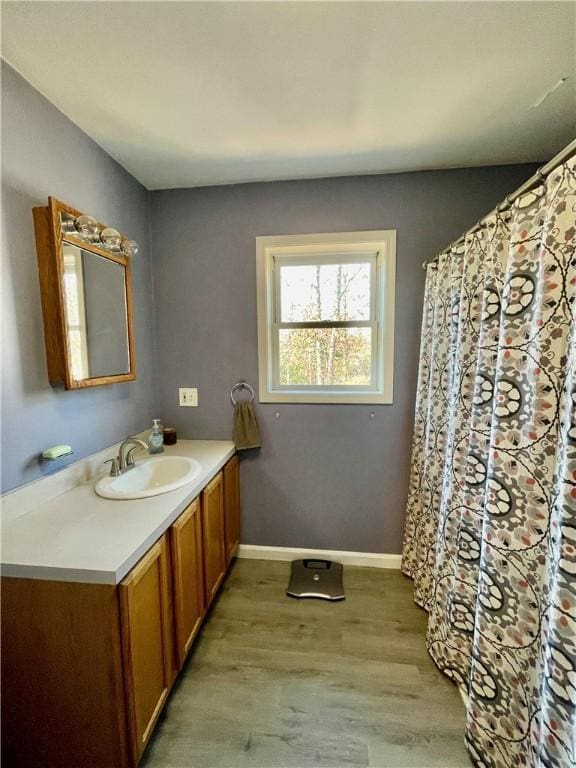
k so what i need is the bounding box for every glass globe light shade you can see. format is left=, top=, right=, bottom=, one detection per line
left=120, top=239, right=139, bottom=257
left=61, top=214, right=76, bottom=234
left=101, top=227, right=122, bottom=249
left=74, top=215, right=99, bottom=238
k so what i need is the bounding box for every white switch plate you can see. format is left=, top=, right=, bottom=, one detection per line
left=179, top=388, right=198, bottom=407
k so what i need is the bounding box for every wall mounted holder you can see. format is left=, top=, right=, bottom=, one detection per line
left=41, top=445, right=73, bottom=461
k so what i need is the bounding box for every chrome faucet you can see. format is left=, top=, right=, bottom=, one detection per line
left=119, top=437, right=148, bottom=471
left=104, top=436, right=149, bottom=477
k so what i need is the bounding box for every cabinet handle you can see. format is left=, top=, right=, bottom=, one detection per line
left=104, top=458, right=120, bottom=477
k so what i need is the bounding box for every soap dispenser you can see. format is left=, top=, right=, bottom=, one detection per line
left=148, top=419, right=165, bottom=454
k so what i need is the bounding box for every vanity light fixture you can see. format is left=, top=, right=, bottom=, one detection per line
left=72, top=214, right=139, bottom=255
left=100, top=226, right=122, bottom=249
left=121, top=239, right=139, bottom=257
left=74, top=214, right=100, bottom=238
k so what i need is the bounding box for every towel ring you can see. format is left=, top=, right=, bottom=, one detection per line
left=230, top=381, right=255, bottom=405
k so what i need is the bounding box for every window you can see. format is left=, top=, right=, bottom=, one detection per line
left=256, top=230, right=396, bottom=403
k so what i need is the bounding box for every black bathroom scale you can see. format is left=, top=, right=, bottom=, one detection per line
left=286, top=559, right=345, bottom=601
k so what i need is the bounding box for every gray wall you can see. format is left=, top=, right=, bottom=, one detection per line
left=151, top=164, right=537, bottom=554
left=0, top=59, right=538, bottom=553
left=1, top=63, right=157, bottom=492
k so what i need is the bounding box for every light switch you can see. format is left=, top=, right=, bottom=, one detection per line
left=179, top=388, right=198, bottom=407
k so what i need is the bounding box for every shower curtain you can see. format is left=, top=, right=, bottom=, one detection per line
left=402, top=155, right=575, bottom=768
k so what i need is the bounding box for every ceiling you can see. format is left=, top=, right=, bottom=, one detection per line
left=2, top=1, right=575, bottom=190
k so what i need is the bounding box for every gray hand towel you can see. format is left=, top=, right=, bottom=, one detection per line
left=233, top=401, right=261, bottom=450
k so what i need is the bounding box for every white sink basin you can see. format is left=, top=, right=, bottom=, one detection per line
left=95, top=455, right=201, bottom=500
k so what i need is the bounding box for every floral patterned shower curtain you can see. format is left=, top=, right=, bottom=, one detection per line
left=402, top=155, right=575, bottom=768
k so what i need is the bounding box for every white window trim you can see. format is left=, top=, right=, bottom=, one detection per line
left=256, top=230, right=396, bottom=404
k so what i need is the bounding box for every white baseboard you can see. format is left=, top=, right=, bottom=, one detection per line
left=237, top=545, right=402, bottom=569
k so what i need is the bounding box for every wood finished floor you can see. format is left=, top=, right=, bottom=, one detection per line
left=141, top=559, right=472, bottom=768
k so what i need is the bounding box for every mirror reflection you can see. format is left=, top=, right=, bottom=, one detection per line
left=62, top=244, right=130, bottom=380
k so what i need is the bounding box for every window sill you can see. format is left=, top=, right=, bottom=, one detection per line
left=258, top=390, right=393, bottom=405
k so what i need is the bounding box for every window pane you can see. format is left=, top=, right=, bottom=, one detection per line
left=279, top=262, right=371, bottom=322
left=279, top=327, right=372, bottom=385
left=68, top=329, right=87, bottom=380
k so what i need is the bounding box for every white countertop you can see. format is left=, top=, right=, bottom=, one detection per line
left=1, top=440, right=235, bottom=585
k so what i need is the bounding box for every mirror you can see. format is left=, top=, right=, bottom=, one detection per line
left=33, top=197, right=136, bottom=389
left=62, top=245, right=130, bottom=380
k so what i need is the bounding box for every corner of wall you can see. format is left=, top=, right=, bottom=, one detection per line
left=147, top=190, right=161, bottom=416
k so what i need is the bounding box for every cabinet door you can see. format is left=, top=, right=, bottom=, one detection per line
left=202, top=472, right=226, bottom=605
left=223, top=455, right=240, bottom=565
left=120, top=536, right=174, bottom=764
left=170, top=497, right=205, bottom=668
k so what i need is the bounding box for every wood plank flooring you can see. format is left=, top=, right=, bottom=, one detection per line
left=141, top=559, right=471, bottom=768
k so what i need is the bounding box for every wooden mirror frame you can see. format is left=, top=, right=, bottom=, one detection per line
left=33, top=197, right=136, bottom=389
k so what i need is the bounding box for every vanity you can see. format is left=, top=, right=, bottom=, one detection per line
left=1, top=440, right=240, bottom=768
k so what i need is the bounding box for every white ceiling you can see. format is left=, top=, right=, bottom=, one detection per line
left=2, top=2, right=575, bottom=190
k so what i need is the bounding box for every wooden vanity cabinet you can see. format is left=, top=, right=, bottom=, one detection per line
left=201, top=471, right=226, bottom=604
left=1, top=578, right=130, bottom=768
left=170, top=496, right=205, bottom=667
left=120, top=536, right=175, bottom=764
left=223, top=454, right=241, bottom=565
left=1, top=456, right=240, bottom=768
